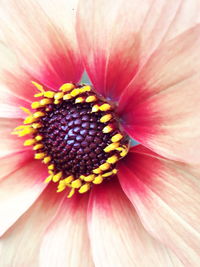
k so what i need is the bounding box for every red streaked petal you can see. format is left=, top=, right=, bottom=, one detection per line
left=77, top=0, right=198, bottom=101
left=39, top=194, right=94, bottom=267
left=0, top=185, right=66, bottom=266
left=88, top=180, right=183, bottom=267
left=120, top=25, right=200, bottom=164
left=0, top=0, right=83, bottom=90
left=0, top=158, right=47, bottom=236
left=118, top=146, right=200, bottom=266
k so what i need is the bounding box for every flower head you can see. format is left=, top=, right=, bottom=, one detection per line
left=0, top=0, right=200, bottom=266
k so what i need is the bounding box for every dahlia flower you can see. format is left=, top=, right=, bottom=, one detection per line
left=0, top=0, right=200, bottom=266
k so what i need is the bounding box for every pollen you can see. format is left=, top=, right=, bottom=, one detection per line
left=14, top=82, right=129, bottom=197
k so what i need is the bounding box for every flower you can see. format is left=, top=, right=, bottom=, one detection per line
left=0, top=0, right=200, bottom=266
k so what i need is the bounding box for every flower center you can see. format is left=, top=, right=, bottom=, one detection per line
left=13, top=82, right=129, bottom=197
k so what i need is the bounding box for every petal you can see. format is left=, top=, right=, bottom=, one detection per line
left=120, top=25, right=200, bottom=164
left=0, top=184, right=66, bottom=266
left=88, top=180, right=183, bottom=267
left=39, top=193, right=94, bottom=267
left=0, top=0, right=83, bottom=90
left=77, top=0, right=199, bottom=101
left=0, top=158, right=47, bottom=236
left=0, top=118, right=28, bottom=158
left=118, top=146, right=200, bottom=266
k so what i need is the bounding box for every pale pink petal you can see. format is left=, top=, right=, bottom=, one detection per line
left=118, top=146, right=200, bottom=266
left=88, top=180, right=183, bottom=267
left=0, top=118, right=29, bottom=158
left=0, top=158, right=48, bottom=236
left=0, top=0, right=83, bottom=90
left=77, top=0, right=199, bottom=101
left=39, top=194, right=94, bottom=267
left=0, top=150, right=33, bottom=182
left=120, top=25, right=200, bottom=164
left=0, top=185, right=66, bottom=266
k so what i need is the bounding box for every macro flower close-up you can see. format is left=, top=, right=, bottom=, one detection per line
left=0, top=0, right=200, bottom=266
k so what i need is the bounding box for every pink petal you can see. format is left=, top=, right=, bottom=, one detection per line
left=88, top=180, right=182, bottom=267
left=0, top=118, right=28, bottom=158
left=0, top=0, right=83, bottom=90
left=118, top=146, right=200, bottom=266
left=77, top=0, right=199, bottom=101
left=120, top=25, right=200, bottom=164
left=0, top=158, right=48, bottom=236
left=0, top=185, right=66, bottom=266
left=39, top=193, right=94, bottom=267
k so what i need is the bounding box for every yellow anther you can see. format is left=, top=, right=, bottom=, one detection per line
left=35, top=153, right=46, bottom=159
left=91, top=105, right=99, bottom=113
left=71, top=179, right=82, bottom=188
left=75, top=97, right=85, bottom=103
left=79, top=183, right=90, bottom=194
left=54, top=99, right=61, bottom=104
left=67, top=188, right=75, bottom=198
left=31, top=81, right=44, bottom=92
left=102, top=125, right=113, bottom=133
left=104, top=142, right=120, bottom=153
left=31, top=102, right=41, bottom=109
left=80, top=85, right=91, bottom=92
left=13, top=127, right=36, bottom=137
left=52, top=172, right=62, bottom=182
left=48, top=164, right=54, bottom=170
left=116, top=146, right=128, bottom=157
left=24, top=139, right=36, bottom=146
left=20, top=107, right=32, bottom=115
left=33, top=144, right=44, bottom=150
left=57, top=187, right=66, bottom=193
left=111, top=133, right=123, bottom=143
left=54, top=92, right=64, bottom=100
left=93, top=175, right=103, bottom=184
left=59, top=83, right=75, bottom=92
left=44, top=174, right=53, bottom=183
left=40, top=98, right=52, bottom=106
left=43, top=156, right=51, bottom=164
left=64, top=176, right=74, bottom=184
left=100, top=114, right=112, bottom=123
left=99, top=162, right=111, bottom=171
left=102, top=171, right=114, bottom=177
left=24, top=115, right=37, bottom=124
left=92, top=168, right=102, bottom=174
left=32, top=123, right=42, bottom=129
left=35, top=135, right=43, bottom=141
left=63, top=94, right=73, bottom=100
left=107, top=155, right=118, bottom=164
left=70, top=88, right=81, bottom=97
left=79, top=175, right=86, bottom=180
left=84, top=174, right=95, bottom=182
left=34, top=93, right=43, bottom=97
left=85, top=95, right=97, bottom=103
left=33, top=111, right=45, bottom=118
left=43, top=91, right=55, bottom=98
left=112, top=169, right=117, bottom=174
left=99, top=103, right=112, bottom=111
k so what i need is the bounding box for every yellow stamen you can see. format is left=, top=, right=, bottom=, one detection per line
left=31, top=81, right=44, bottom=92
left=40, top=98, right=52, bottom=106
left=92, top=168, right=102, bottom=174
left=43, top=91, right=55, bottom=98
left=59, top=83, right=75, bottom=92
left=91, top=105, right=99, bottom=113
left=71, top=179, right=82, bottom=188
left=67, top=188, right=75, bottom=198
left=52, top=172, right=62, bottom=182
left=113, top=169, right=117, bottom=174
left=99, top=103, right=112, bottom=111
left=116, top=146, right=128, bottom=157
left=54, top=92, right=64, bottom=100
left=54, top=99, right=61, bottom=104
left=99, top=162, right=111, bottom=171
left=63, top=94, right=73, bottom=100
left=43, top=156, right=51, bottom=164
left=31, top=102, right=41, bottom=109
left=33, top=144, right=44, bottom=150
left=44, top=174, right=53, bottom=183
left=70, top=88, right=81, bottom=97
left=35, top=135, right=43, bottom=141
left=102, top=125, right=113, bottom=133
left=102, top=171, right=114, bottom=177
left=84, top=174, right=95, bottom=182
left=32, top=123, right=42, bottom=129
left=75, top=97, right=85, bottom=103
left=24, top=116, right=37, bottom=124
left=107, top=155, right=118, bottom=164
left=85, top=95, right=97, bottom=103
left=20, top=107, right=32, bottom=115
left=64, top=176, right=74, bottom=184
left=100, top=114, right=112, bottom=123
left=93, top=175, right=103, bottom=184
left=48, top=164, right=54, bottom=170
left=111, top=133, right=123, bottom=142
left=79, top=183, right=90, bottom=194
left=33, top=111, right=45, bottom=118
left=104, top=142, right=120, bottom=153
left=80, top=85, right=91, bottom=93
left=24, top=139, right=36, bottom=146
left=35, top=153, right=46, bottom=159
